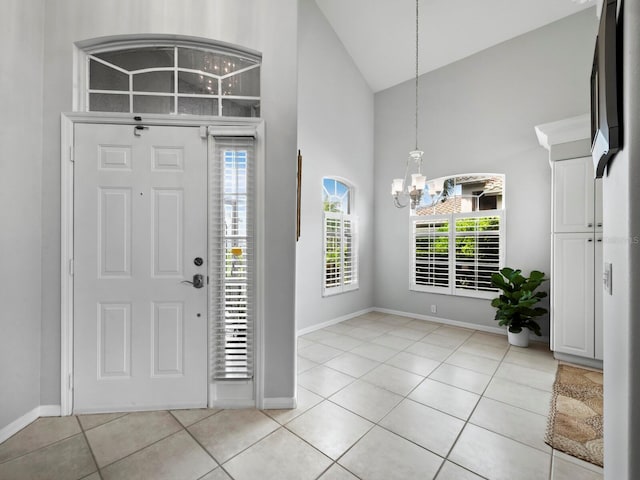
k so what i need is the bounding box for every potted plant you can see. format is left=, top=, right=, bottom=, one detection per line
left=490, top=267, right=548, bottom=347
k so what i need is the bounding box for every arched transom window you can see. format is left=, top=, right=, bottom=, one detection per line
left=86, top=44, right=261, bottom=117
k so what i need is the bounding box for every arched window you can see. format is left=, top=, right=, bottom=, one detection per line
left=411, top=174, right=505, bottom=299
left=322, top=178, right=358, bottom=296
left=80, top=39, right=261, bottom=117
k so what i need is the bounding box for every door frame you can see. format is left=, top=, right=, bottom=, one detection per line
left=60, top=112, right=266, bottom=415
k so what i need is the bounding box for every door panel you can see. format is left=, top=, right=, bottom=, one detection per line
left=74, top=123, right=207, bottom=413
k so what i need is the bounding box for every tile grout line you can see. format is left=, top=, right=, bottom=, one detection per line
left=76, top=415, right=105, bottom=480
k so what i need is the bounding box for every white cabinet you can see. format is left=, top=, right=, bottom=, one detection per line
left=550, top=156, right=603, bottom=363
left=552, top=233, right=595, bottom=358
left=552, top=158, right=596, bottom=233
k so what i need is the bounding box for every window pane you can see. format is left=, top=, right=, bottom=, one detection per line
left=178, top=97, right=218, bottom=116
left=418, top=174, right=504, bottom=214
left=322, top=178, right=350, bottom=214
left=133, top=95, right=174, bottom=114
left=222, top=67, right=260, bottom=96
left=178, top=72, right=218, bottom=95
left=89, top=93, right=130, bottom=112
left=178, top=48, right=258, bottom=75
left=221, top=99, right=260, bottom=118
left=89, top=60, right=128, bottom=91
left=95, top=47, right=174, bottom=71
left=133, top=71, right=174, bottom=93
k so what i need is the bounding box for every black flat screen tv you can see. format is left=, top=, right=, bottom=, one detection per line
left=591, top=0, right=621, bottom=178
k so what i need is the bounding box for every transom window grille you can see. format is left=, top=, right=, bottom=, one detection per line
left=87, top=45, right=260, bottom=117
left=210, top=137, right=255, bottom=380
left=322, top=178, right=358, bottom=296
left=411, top=174, right=505, bottom=299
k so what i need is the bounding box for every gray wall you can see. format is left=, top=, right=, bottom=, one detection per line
left=0, top=0, right=44, bottom=429
left=39, top=0, right=298, bottom=404
left=373, top=9, right=597, bottom=335
left=603, top=1, right=640, bottom=477
left=296, top=0, right=375, bottom=332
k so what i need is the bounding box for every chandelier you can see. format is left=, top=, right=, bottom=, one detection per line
left=391, top=0, right=426, bottom=210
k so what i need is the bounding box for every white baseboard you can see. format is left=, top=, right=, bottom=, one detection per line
left=262, top=397, right=296, bottom=410
left=373, top=307, right=550, bottom=344
left=373, top=307, right=508, bottom=335
left=39, top=405, right=62, bottom=417
left=297, top=307, right=374, bottom=336
left=554, top=352, right=603, bottom=370
left=0, top=404, right=62, bottom=444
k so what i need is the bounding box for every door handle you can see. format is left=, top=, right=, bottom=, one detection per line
left=181, top=274, right=204, bottom=289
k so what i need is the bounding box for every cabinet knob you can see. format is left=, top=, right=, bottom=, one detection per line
left=588, top=223, right=593, bottom=228
left=588, top=238, right=593, bottom=242
left=597, top=223, right=603, bottom=227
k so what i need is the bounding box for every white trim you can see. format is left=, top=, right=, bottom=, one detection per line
left=0, top=407, right=40, bottom=444
left=60, top=115, right=74, bottom=416
left=297, top=307, right=374, bottom=337
left=61, top=112, right=266, bottom=415
left=254, top=123, right=266, bottom=409
left=0, top=405, right=61, bottom=444
left=554, top=352, right=603, bottom=370
left=262, top=397, right=297, bottom=410
left=39, top=405, right=62, bottom=417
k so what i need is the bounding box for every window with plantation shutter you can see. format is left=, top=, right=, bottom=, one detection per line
left=409, top=173, right=505, bottom=299
left=411, top=211, right=504, bottom=299
left=322, top=178, right=358, bottom=296
left=210, top=136, right=255, bottom=380
left=323, top=212, right=358, bottom=296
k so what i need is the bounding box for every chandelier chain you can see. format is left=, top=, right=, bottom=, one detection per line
left=415, top=0, right=419, bottom=151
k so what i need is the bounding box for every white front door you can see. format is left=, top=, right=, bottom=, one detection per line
left=73, top=123, right=208, bottom=413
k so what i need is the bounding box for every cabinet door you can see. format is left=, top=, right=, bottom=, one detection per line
left=594, top=235, right=603, bottom=360
left=552, top=157, right=595, bottom=233
left=552, top=233, right=595, bottom=357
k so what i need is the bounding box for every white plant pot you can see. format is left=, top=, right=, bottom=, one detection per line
left=507, top=329, right=529, bottom=347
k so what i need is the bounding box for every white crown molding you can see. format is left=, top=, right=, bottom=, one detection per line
left=534, top=113, right=590, bottom=151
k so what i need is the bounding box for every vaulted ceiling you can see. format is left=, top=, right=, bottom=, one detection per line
left=316, top=0, right=597, bottom=92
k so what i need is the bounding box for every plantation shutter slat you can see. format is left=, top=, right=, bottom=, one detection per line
left=210, top=136, right=255, bottom=380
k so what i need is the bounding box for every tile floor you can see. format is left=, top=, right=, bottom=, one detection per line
left=0, top=312, right=604, bottom=480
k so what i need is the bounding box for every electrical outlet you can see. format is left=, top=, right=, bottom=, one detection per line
left=430, top=304, right=437, bottom=314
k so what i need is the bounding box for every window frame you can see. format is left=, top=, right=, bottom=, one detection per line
left=74, top=35, right=262, bottom=116
left=321, top=177, right=359, bottom=297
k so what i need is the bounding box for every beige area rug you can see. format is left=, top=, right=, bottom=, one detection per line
left=545, top=364, right=604, bottom=467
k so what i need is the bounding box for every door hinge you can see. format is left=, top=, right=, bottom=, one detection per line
left=69, top=259, right=74, bottom=276
left=68, top=373, right=73, bottom=391
left=199, top=126, right=208, bottom=139
left=69, top=146, right=74, bottom=162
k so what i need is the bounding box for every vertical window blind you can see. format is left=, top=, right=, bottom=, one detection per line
left=323, top=212, right=358, bottom=296
left=411, top=211, right=503, bottom=299
left=210, top=137, right=255, bottom=380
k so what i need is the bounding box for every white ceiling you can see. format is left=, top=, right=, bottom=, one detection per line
left=315, top=0, right=597, bottom=92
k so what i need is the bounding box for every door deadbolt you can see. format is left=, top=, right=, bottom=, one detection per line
left=181, top=274, right=204, bottom=289
left=194, top=257, right=204, bottom=266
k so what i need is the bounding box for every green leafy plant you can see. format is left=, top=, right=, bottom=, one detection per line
left=490, top=267, right=548, bottom=336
